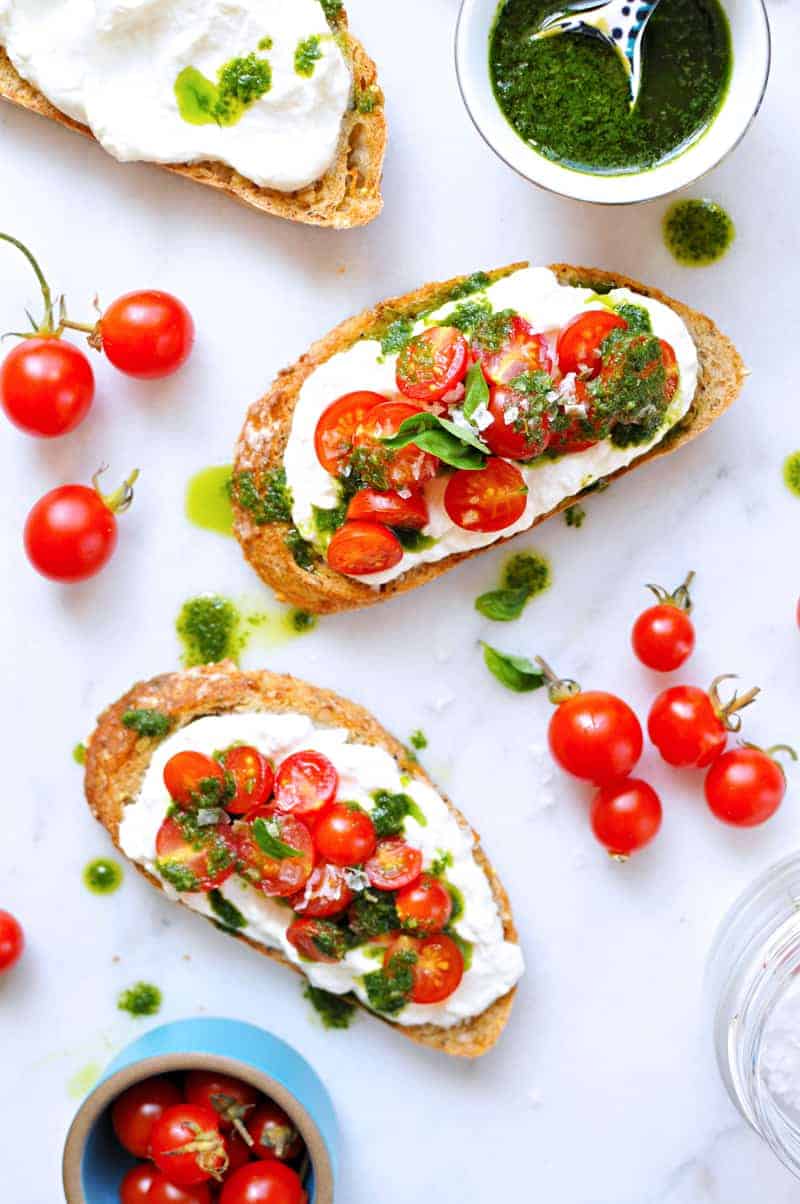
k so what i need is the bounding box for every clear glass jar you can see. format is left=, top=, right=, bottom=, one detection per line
left=708, top=852, right=800, bottom=1178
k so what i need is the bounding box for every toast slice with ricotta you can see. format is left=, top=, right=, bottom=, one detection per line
left=232, top=262, right=746, bottom=612
left=85, top=663, right=521, bottom=1057
left=0, top=7, right=385, bottom=229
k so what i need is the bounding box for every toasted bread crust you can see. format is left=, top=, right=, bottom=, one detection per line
left=0, top=13, right=386, bottom=229
left=232, top=262, right=746, bottom=612
left=85, top=663, right=519, bottom=1058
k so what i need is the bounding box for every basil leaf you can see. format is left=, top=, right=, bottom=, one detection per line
left=383, top=412, right=488, bottom=470
left=481, top=643, right=547, bottom=693
left=252, top=817, right=303, bottom=860
left=475, top=587, right=531, bottom=622
left=463, top=362, right=489, bottom=421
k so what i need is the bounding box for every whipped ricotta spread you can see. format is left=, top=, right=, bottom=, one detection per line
left=0, top=0, right=351, bottom=191
left=284, top=266, right=699, bottom=585
left=118, top=711, right=525, bottom=1028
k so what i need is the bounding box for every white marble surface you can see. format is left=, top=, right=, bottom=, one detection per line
left=1, top=2, right=799, bottom=1200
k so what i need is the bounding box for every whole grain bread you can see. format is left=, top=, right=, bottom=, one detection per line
left=232, top=262, right=746, bottom=612
left=85, top=662, right=520, bottom=1058
left=0, top=8, right=385, bottom=229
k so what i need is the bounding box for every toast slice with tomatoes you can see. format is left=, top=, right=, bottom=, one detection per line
left=232, top=262, right=745, bottom=612
left=84, top=662, right=520, bottom=1058
left=0, top=7, right=385, bottom=229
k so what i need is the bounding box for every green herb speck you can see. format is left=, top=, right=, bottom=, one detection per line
left=83, top=858, right=123, bottom=895
left=304, top=984, right=357, bottom=1029
left=118, top=982, right=162, bottom=1018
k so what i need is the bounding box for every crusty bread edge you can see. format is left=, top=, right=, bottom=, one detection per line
left=85, top=662, right=519, bottom=1058
left=232, top=262, right=746, bottom=612
left=0, top=13, right=386, bottom=230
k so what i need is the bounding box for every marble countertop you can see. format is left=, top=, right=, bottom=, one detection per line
left=1, top=1, right=799, bottom=1200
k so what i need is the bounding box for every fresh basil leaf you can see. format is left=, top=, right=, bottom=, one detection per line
left=475, top=587, right=531, bottom=622
left=252, top=817, right=303, bottom=859
left=463, top=362, right=489, bottom=421
left=481, top=643, right=547, bottom=693
left=383, top=412, right=488, bottom=470
left=436, top=415, right=490, bottom=454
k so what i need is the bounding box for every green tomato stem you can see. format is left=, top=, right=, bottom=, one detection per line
left=0, top=232, right=56, bottom=334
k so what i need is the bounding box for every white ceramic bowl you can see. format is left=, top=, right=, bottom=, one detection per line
left=455, top=0, right=771, bottom=204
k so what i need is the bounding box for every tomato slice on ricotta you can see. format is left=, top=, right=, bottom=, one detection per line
left=395, top=874, right=453, bottom=935
left=352, top=401, right=439, bottom=491
left=556, top=311, right=627, bottom=378
left=396, top=327, right=469, bottom=403
left=345, top=488, right=429, bottom=530
left=273, top=750, right=339, bottom=819
left=383, top=932, right=464, bottom=1004
left=290, top=863, right=355, bottom=918
left=314, top=391, right=386, bottom=475
left=482, top=384, right=552, bottom=461
left=476, top=315, right=553, bottom=385
left=365, top=838, right=423, bottom=891
left=443, top=458, right=528, bottom=533
left=287, top=918, right=347, bottom=964
left=163, top=750, right=226, bottom=809
left=221, top=745, right=274, bottom=815
left=327, top=521, right=404, bottom=577
left=155, top=816, right=236, bottom=893
left=233, top=807, right=314, bottom=898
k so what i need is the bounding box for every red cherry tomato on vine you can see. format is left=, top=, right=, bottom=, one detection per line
left=556, top=310, right=627, bottom=378
left=24, top=468, right=138, bottom=583
left=549, top=691, right=643, bottom=784
left=98, top=291, right=194, bottom=379
left=632, top=573, right=696, bottom=671
left=475, top=315, right=552, bottom=386
left=647, top=677, right=758, bottom=768
left=396, top=874, right=453, bottom=935
left=234, top=808, right=314, bottom=898
left=326, top=520, right=404, bottom=577
left=313, top=803, right=377, bottom=867
left=0, top=910, right=24, bottom=972
left=150, top=1104, right=226, bottom=1187
left=313, top=391, right=385, bottom=475
left=1, top=337, right=94, bottom=437
left=273, top=751, right=338, bottom=819
left=184, top=1070, right=259, bottom=1132
left=245, top=1102, right=304, bottom=1162
left=590, top=779, right=663, bottom=857
left=396, top=327, right=469, bottom=403
left=365, top=838, right=423, bottom=891
left=118, top=1164, right=158, bottom=1204
left=111, top=1076, right=183, bottom=1159
left=289, top=863, right=354, bottom=918
left=222, top=746, right=274, bottom=815
left=345, top=488, right=429, bottom=531
left=224, top=1131, right=252, bottom=1177
left=163, top=750, right=225, bottom=809
left=444, top=457, right=528, bottom=533
left=704, top=746, right=794, bottom=827
left=220, top=1161, right=307, bottom=1204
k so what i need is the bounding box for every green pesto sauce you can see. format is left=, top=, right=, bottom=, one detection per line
left=176, top=48, right=272, bottom=127
left=304, top=984, right=357, bottom=1029
left=185, top=466, right=234, bottom=538
left=118, top=982, right=162, bottom=1018
left=177, top=595, right=245, bottom=667
left=209, top=888, right=247, bottom=931
left=476, top=551, right=551, bottom=621
left=295, top=35, right=323, bottom=77
left=73, top=742, right=87, bottom=766
left=783, top=452, right=800, bottom=498
left=83, top=858, right=123, bottom=895
left=663, top=199, right=735, bottom=265
left=565, top=504, right=586, bottom=528
left=490, top=0, right=732, bottom=174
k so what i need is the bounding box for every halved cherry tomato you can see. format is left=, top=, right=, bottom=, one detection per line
left=150, top=1104, right=226, bottom=1187
left=119, top=1164, right=158, bottom=1204
left=396, top=326, right=469, bottom=402
left=594, top=333, right=678, bottom=411
left=163, top=751, right=226, bottom=809
left=289, top=863, right=355, bottom=918
left=184, top=1071, right=259, bottom=1132
left=245, top=1102, right=304, bottom=1161
left=147, top=1175, right=213, bottom=1204
left=590, top=779, right=663, bottom=857
left=659, top=339, right=679, bottom=402
left=274, top=751, right=338, bottom=819
left=327, top=521, right=403, bottom=577
left=314, top=391, right=385, bottom=474
left=396, top=874, right=452, bottom=935
left=155, top=816, right=237, bottom=893
left=313, top=803, right=377, bottom=867
left=443, top=457, right=528, bottom=533
left=234, top=808, right=314, bottom=898
left=287, top=917, right=348, bottom=963
left=556, top=310, right=627, bottom=378
left=547, top=380, right=605, bottom=455
left=220, top=1161, right=307, bottom=1204
left=549, top=691, right=643, bottom=784
left=222, top=746, right=274, bottom=815
left=482, top=384, right=551, bottom=461
left=475, top=315, right=552, bottom=386
left=365, top=838, right=423, bottom=891
left=345, top=488, right=429, bottom=530
left=384, top=933, right=464, bottom=1004
left=112, top=1076, right=183, bottom=1159
left=352, top=400, right=440, bottom=491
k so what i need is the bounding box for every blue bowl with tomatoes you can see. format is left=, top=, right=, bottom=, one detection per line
left=62, top=1018, right=337, bottom=1204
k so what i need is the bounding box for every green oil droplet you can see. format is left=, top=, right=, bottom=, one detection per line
left=663, top=199, right=734, bottom=266
left=783, top=452, right=800, bottom=498
left=83, top=858, right=123, bottom=895
left=185, top=466, right=234, bottom=537
left=176, top=595, right=318, bottom=667
left=73, top=742, right=87, bottom=766
left=67, top=1062, right=102, bottom=1099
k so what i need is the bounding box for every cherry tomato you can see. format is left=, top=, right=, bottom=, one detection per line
left=234, top=808, right=314, bottom=898
left=547, top=380, right=604, bottom=455
left=150, top=1104, right=226, bottom=1187
left=287, top=917, right=347, bottom=963
left=476, top=316, right=552, bottom=386
left=222, top=746, right=274, bottom=815
left=396, top=326, right=469, bottom=403
left=647, top=678, right=754, bottom=768
left=289, top=863, right=354, bottom=918
left=704, top=746, right=792, bottom=827
left=111, top=1076, right=183, bottom=1159
left=556, top=310, right=627, bottom=378
left=595, top=333, right=678, bottom=410
left=118, top=1164, right=158, bottom=1204
left=0, top=910, right=24, bottom=972
left=313, top=804, right=377, bottom=867
left=184, top=1071, right=260, bottom=1132
left=352, top=400, right=440, bottom=491
left=443, top=457, right=528, bottom=533
left=313, top=391, right=385, bottom=475
left=345, top=488, right=429, bottom=530
left=632, top=577, right=696, bottom=672
left=590, top=779, right=663, bottom=857
left=155, top=816, right=237, bottom=893
left=365, top=838, right=423, bottom=891
left=659, top=339, right=679, bottom=402
left=24, top=468, right=137, bottom=583
left=395, top=874, right=452, bottom=935
left=163, top=751, right=226, bottom=809
left=245, top=1102, right=304, bottom=1161
left=273, top=751, right=339, bottom=820
left=326, top=520, right=403, bottom=577
left=549, top=691, right=643, bottom=784
left=219, top=1161, right=307, bottom=1204
left=99, top=291, right=194, bottom=379
left=384, top=933, right=464, bottom=1005
left=146, top=1176, right=212, bottom=1204
left=482, top=384, right=551, bottom=461
left=1, top=337, right=94, bottom=437
left=224, top=1131, right=252, bottom=1177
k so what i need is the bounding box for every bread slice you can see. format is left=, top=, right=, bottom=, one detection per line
left=232, top=262, right=746, bottom=612
left=85, top=662, right=520, bottom=1058
left=0, top=7, right=386, bottom=229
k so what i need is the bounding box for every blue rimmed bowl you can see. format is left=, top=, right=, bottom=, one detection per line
left=62, top=1018, right=337, bottom=1203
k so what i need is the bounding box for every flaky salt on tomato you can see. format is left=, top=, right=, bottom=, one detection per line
left=220, top=745, right=274, bottom=815
left=482, top=384, right=552, bottom=461
left=273, top=750, right=338, bottom=820
left=287, top=917, right=348, bottom=963
left=396, top=327, right=469, bottom=403
left=289, top=862, right=355, bottom=918
left=396, top=874, right=453, bottom=935
left=351, top=400, right=439, bottom=491
left=384, top=932, right=464, bottom=1004
left=314, top=391, right=386, bottom=474
left=443, top=457, right=528, bottom=533
left=475, top=315, right=553, bottom=385
left=345, top=487, right=429, bottom=530
left=365, top=838, right=423, bottom=891
left=155, top=816, right=236, bottom=892
left=326, top=520, right=403, bottom=577
left=547, top=380, right=606, bottom=455
left=233, top=807, right=314, bottom=898
left=556, top=311, right=627, bottom=378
